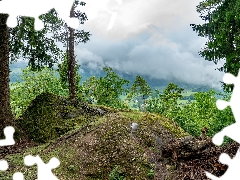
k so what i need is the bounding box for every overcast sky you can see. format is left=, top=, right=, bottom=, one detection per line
left=71, top=0, right=225, bottom=89
left=10, top=0, right=225, bottom=88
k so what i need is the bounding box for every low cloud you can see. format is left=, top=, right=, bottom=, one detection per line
left=10, top=0, right=225, bottom=89
left=76, top=25, right=224, bottom=88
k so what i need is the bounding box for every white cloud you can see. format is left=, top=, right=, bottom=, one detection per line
left=76, top=27, right=224, bottom=88
left=71, top=0, right=225, bottom=88
left=75, top=48, right=105, bottom=71
left=79, top=0, right=204, bottom=40
left=11, top=0, right=222, bottom=89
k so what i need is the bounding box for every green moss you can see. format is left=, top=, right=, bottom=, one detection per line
left=4, top=102, right=190, bottom=179
left=154, top=114, right=189, bottom=138
left=18, top=92, right=103, bottom=143
left=119, top=111, right=144, bottom=121
left=120, top=112, right=188, bottom=138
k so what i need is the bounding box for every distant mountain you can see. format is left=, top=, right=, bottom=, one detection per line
left=113, top=69, right=214, bottom=92
left=10, top=73, right=21, bottom=82
left=10, top=64, right=219, bottom=92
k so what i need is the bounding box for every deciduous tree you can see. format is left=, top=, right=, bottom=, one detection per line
left=82, top=67, right=130, bottom=108
left=147, top=83, right=183, bottom=117
left=127, top=75, right=152, bottom=111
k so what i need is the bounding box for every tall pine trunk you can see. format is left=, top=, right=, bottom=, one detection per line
left=0, top=14, right=14, bottom=137
left=68, top=5, right=76, bottom=100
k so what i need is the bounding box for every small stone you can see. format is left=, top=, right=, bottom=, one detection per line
left=97, top=108, right=105, bottom=115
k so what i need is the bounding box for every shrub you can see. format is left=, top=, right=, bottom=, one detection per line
left=146, top=85, right=234, bottom=141
left=174, top=90, right=234, bottom=138
left=10, top=67, right=69, bottom=117
left=82, top=67, right=130, bottom=109
left=146, top=83, right=184, bottom=118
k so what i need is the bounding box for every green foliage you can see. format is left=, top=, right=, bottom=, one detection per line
left=190, top=0, right=240, bottom=92
left=109, top=165, right=126, bottom=180
left=57, top=52, right=82, bottom=93
left=9, top=0, right=90, bottom=70
left=11, top=65, right=235, bottom=142
left=127, top=75, right=152, bottom=101
left=18, top=92, right=95, bottom=143
left=82, top=67, right=130, bottom=109
left=43, top=1, right=91, bottom=47
left=9, top=16, right=63, bottom=70
left=146, top=85, right=234, bottom=141
left=19, top=92, right=71, bottom=143
left=81, top=76, right=98, bottom=103
left=127, top=75, right=152, bottom=112
left=10, top=67, right=69, bottom=117
left=146, top=83, right=184, bottom=118
left=174, top=90, right=234, bottom=138
left=146, top=163, right=154, bottom=179
left=180, top=94, right=194, bottom=100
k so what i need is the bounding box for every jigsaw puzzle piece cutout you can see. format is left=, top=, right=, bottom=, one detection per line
left=7, top=10, right=44, bottom=31
left=13, top=172, right=24, bottom=180
left=0, top=0, right=79, bottom=31
left=212, top=69, right=240, bottom=146
left=106, top=0, right=123, bottom=30
left=222, top=70, right=240, bottom=121
left=24, top=155, right=60, bottom=180
left=223, top=73, right=237, bottom=84
left=212, top=123, right=240, bottom=146
left=53, top=0, right=79, bottom=29
left=0, top=160, right=8, bottom=171
left=0, top=0, right=50, bottom=30
left=206, top=147, right=240, bottom=180
left=216, top=99, right=230, bottom=110
left=0, top=126, right=15, bottom=147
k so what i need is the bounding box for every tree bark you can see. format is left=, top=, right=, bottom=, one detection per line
left=0, top=14, right=14, bottom=137
left=68, top=5, right=76, bottom=100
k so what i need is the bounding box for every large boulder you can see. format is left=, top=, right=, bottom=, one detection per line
left=18, top=92, right=106, bottom=143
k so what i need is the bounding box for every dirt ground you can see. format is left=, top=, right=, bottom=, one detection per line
left=1, top=128, right=238, bottom=180
left=154, top=141, right=239, bottom=180
left=1, top=106, right=239, bottom=180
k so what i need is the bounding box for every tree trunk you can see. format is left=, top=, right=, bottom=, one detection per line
left=0, top=14, right=14, bottom=137
left=68, top=5, right=76, bottom=100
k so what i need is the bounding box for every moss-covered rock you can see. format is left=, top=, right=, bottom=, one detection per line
left=4, top=105, right=193, bottom=179
left=18, top=92, right=106, bottom=143
left=51, top=112, right=189, bottom=179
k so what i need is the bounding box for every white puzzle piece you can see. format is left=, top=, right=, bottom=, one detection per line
left=212, top=69, right=240, bottom=146
left=206, top=148, right=240, bottom=179
left=206, top=69, right=240, bottom=179
left=0, top=127, right=15, bottom=174
left=0, top=126, right=15, bottom=146
left=24, top=155, right=60, bottom=180
left=13, top=172, right=24, bottom=180
left=0, top=0, right=79, bottom=31
left=0, top=160, right=8, bottom=171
